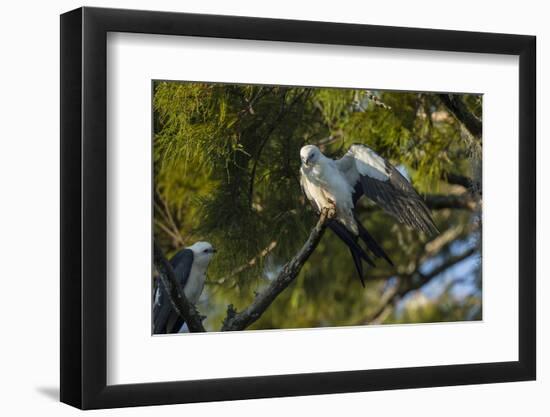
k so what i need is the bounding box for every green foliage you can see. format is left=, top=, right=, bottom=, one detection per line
left=153, top=81, right=482, bottom=331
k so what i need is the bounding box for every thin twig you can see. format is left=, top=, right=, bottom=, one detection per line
left=154, top=219, right=185, bottom=248
left=154, top=191, right=185, bottom=246
left=212, top=241, right=278, bottom=285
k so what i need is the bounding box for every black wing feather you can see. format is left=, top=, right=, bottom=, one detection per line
left=355, top=216, right=394, bottom=266
left=358, top=162, right=439, bottom=236
left=153, top=248, right=194, bottom=334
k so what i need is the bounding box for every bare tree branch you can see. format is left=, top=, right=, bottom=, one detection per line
left=153, top=242, right=206, bottom=333
left=422, top=225, right=466, bottom=261
left=424, top=192, right=479, bottom=211
left=221, top=209, right=332, bottom=331
left=438, top=94, right=482, bottom=139
left=364, top=283, right=401, bottom=324
left=363, top=224, right=469, bottom=281
left=418, top=247, right=476, bottom=282
left=316, top=130, right=344, bottom=151
left=366, top=247, right=477, bottom=324
left=363, top=90, right=392, bottom=110
left=445, top=173, right=477, bottom=190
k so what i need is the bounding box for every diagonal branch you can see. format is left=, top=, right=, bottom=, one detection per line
left=444, top=173, right=479, bottom=191
left=366, top=247, right=477, bottom=324
left=438, top=94, right=482, bottom=139
left=153, top=242, right=206, bottom=332
left=221, top=209, right=332, bottom=331
left=424, top=192, right=479, bottom=211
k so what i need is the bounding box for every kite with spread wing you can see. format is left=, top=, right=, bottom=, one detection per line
left=300, top=143, right=438, bottom=286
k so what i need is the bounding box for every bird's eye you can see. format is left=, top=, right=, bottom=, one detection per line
left=203, top=249, right=209, bottom=253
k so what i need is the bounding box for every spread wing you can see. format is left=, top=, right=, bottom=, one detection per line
left=153, top=248, right=194, bottom=334
left=336, top=144, right=438, bottom=235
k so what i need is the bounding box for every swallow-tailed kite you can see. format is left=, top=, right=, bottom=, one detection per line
left=153, top=241, right=216, bottom=334
left=300, top=143, right=438, bottom=286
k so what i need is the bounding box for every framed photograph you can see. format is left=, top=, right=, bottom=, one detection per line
left=60, top=6, right=536, bottom=409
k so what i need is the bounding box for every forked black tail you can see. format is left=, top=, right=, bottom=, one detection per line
left=328, top=219, right=374, bottom=287
left=327, top=218, right=393, bottom=287
left=355, top=216, right=394, bottom=267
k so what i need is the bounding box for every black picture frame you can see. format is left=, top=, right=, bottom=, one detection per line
left=60, top=6, right=536, bottom=410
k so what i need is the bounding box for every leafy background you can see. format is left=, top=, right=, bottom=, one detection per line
left=153, top=81, right=482, bottom=332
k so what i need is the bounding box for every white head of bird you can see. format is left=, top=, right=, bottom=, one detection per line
left=188, top=241, right=217, bottom=266
left=300, top=145, right=323, bottom=167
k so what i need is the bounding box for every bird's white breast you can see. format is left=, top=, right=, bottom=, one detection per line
left=184, top=263, right=207, bottom=304
left=314, top=161, right=353, bottom=207
left=302, top=158, right=358, bottom=234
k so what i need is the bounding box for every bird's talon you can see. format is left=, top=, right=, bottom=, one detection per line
left=321, top=206, right=336, bottom=219
left=326, top=202, right=337, bottom=219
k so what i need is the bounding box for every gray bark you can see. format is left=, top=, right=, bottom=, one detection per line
left=221, top=208, right=332, bottom=331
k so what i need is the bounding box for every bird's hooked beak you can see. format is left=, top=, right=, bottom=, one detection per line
left=211, top=247, right=217, bottom=254
left=301, top=155, right=311, bottom=167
